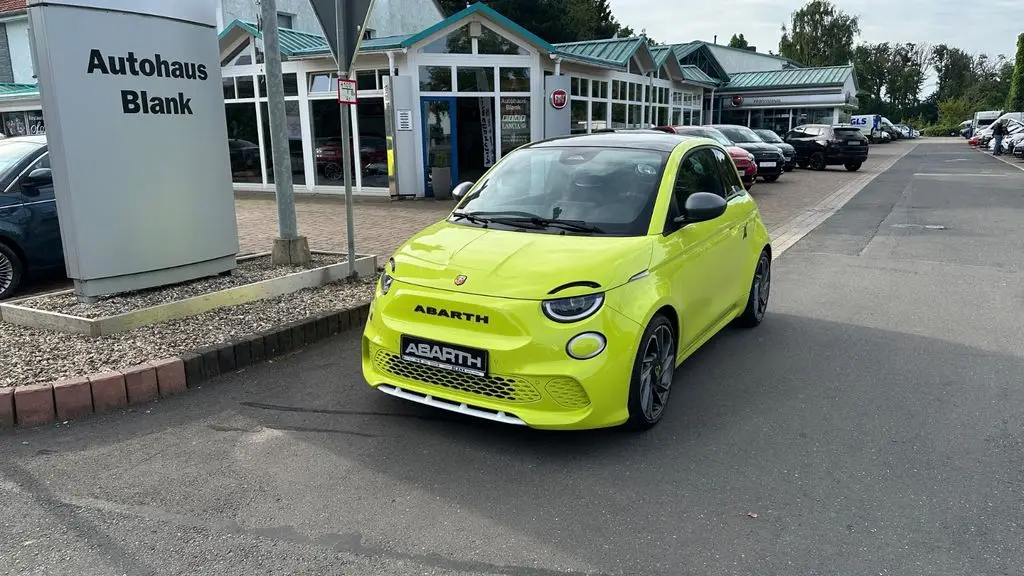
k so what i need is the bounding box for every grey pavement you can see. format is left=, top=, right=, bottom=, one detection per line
left=2, top=141, right=1023, bottom=575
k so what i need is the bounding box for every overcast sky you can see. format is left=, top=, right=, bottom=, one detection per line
left=611, top=0, right=1023, bottom=93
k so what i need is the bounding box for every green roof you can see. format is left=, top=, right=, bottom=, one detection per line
left=666, top=41, right=729, bottom=84
left=225, top=3, right=557, bottom=58
left=0, top=83, right=39, bottom=98
left=679, top=65, right=717, bottom=86
left=720, top=65, right=854, bottom=92
left=220, top=20, right=331, bottom=57
left=554, top=37, right=647, bottom=68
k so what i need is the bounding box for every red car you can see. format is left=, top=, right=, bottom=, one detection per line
left=653, top=125, right=757, bottom=190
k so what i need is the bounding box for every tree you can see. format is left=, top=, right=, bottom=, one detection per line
left=728, top=34, right=749, bottom=49
left=778, top=0, right=860, bottom=67
left=435, top=0, right=637, bottom=44
left=1006, top=33, right=1024, bottom=111
left=931, top=44, right=976, bottom=101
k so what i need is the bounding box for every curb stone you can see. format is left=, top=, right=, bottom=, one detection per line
left=0, top=302, right=370, bottom=430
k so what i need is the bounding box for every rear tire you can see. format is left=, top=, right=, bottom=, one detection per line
left=626, top=314, right=676, bottom=430
left=735, top=250, right=771, bottom=328
left=845, top=162, right=862, bottom=172
left=810, top=152, right=826, bottom=171
left=0, top=241, right=24, bottom=300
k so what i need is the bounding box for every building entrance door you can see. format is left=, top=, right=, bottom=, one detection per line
left=421, top=97, right=457, bottom=198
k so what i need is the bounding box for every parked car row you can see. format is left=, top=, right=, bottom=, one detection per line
left=596, top=122, right=870, bottom=191
left=971, top=117, right=1024, bottom=158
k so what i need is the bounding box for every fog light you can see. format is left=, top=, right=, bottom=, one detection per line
left=566, top=332, right=607, bottom=360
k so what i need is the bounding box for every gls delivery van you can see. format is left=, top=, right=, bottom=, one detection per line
left=850, top=114, right=882, bottom=142
left=972, top=110, right=1002, bottom=136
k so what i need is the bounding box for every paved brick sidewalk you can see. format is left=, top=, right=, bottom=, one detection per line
left=236, top=140, right=919, bottom=259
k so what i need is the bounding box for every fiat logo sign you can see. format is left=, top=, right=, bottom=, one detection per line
left=454, top=274, right=467, bottom=286
left=732, top=95, right=744, bottom=107
left=550, top=88, right=568, bottom=110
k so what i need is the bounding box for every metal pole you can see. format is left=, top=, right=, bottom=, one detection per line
left=337, top=4, right=357, bottom=277
left=260, top=0, right=310, bottom=264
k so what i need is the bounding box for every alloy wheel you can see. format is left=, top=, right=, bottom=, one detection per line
left=753, top=254, right=771, bottom=320
left=0, top=251, right=13, bottom=296
left=639, top=324, right=675, bottom=422
left=811, top=153, right=826, bottom=171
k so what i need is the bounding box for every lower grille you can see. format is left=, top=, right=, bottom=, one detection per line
left=373, top=350, right=542, bottom=403
left=545, top=378, right=591, bottom=409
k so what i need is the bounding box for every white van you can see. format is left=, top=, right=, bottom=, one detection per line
left=972, top=110, right=1002, bottom=136
left=850, top=114, right=882, bottom=141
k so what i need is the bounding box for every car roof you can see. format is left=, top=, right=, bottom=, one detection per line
left=1, top=134, right=46, bottom=145
left=526, top=131, right=695, bottom=153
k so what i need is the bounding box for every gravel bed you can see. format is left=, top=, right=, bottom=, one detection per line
left=16, top=253, right=343, bottom=318
left=0, top=278, right=375, bottom=388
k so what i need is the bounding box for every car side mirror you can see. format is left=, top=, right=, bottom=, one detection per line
left=672, top=192, right=727, bottom=226
left=451, top=181, right=474, bottom=201
left=22, top=167, right=52, bottom=191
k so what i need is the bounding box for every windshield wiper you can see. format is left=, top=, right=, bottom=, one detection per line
left=452, top=210, right=604, bottom=234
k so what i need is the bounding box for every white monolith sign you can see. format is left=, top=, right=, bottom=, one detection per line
left=28, top=0, right=239, bottom=300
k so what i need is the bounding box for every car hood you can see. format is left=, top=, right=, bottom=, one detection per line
left=733, top=142, right=784, bottom=154
left=726, top=146, right=753, bottom=159
left=389, top=222, right=654, bottom=300
left=770, top=142, right=795, bottom=154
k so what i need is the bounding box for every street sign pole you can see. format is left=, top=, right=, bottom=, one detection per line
left=260, top=0, right=310, bottom=265
left=310, top=0, right=376, bottom=278
left=335, top=6, right=357, bottom=278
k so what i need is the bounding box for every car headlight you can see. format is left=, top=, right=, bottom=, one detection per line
left=746, top=153, right=755, bottom=162
left=542, top=293, right=604, bottom=323
left=379, top=271, right=393, bottom=295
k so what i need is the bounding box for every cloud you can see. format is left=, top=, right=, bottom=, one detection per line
left=610, top=0, right=1022, bottom=59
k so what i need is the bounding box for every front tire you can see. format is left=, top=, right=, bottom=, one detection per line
left=0, top=242, right=24, bottom=300
left=735, top=250, right=771, bottom=328
left=762, top=174, right=780, bottom=182
left=626, top=314, right=676, bottom=430
left=845, top=162, right=862, bottom=172
left=810, top=152, right=826, bottom=171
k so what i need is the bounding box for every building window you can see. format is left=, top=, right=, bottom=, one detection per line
left=420, top=66, right=453, bottom=91
left=277, top=12, right=293, bottom=30
left=258, top=73, right=299, bottom=97
left=499, top=68, right=529, bottom=92
left=500, top=96, right=530, bottom=156
left=571, top=100, right=587, bottom=134
left=421, top=26, right=472, bottom=54
left=225, top=103, right=262, bottom=183
left=478, top=26, right=527, bottom=55
left=260, top=101, right=305, bottom=185
left=457, top=67, right=495, bottom=92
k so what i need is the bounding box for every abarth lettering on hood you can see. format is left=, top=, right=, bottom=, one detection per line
left=414, top=304, right=489, bottom=324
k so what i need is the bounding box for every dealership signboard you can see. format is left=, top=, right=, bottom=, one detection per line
left=28, top=0, right=239, bottom=300
left=722, top=92, right=855, bottom=109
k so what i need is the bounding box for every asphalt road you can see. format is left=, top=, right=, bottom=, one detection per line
left=2, top=142, right=1023, bottom=576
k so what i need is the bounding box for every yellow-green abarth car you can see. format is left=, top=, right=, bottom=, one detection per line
left=362, top=132, right=771, bottom=430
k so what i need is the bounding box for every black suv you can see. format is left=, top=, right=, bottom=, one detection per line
left=709, top=124, right=786, bottom=182
left=784, top=124, right=869, bottom=171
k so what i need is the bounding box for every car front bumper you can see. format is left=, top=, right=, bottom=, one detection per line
left=361, top=281, right=643, bottom=430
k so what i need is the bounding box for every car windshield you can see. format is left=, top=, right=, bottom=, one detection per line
left=677, top=128, right=733, bottom=147
left=754, top=130, right=783, bottom=143
left=716, top=125, right=763, bottom=143
left=452, top=146, right=668, bottom=237
left=0, top=140, right=42, bottom=180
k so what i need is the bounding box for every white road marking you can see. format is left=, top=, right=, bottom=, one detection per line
left=768, top=143, right=920, bottom=260
left=976, top=148, right=1024, bottom=173
left=913, top=172, right=1015, bottom=177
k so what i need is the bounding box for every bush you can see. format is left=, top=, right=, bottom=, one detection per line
left=923, top=125, right=959, bottom=137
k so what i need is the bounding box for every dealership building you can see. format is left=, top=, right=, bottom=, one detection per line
left=0, top=0, right=859, bottom=198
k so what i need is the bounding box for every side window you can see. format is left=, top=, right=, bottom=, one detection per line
left=712, top=148, right=744, bottom=198
left=27, top=154, right=50, bottom=171
left=665, top=148, right=725, bottom=232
